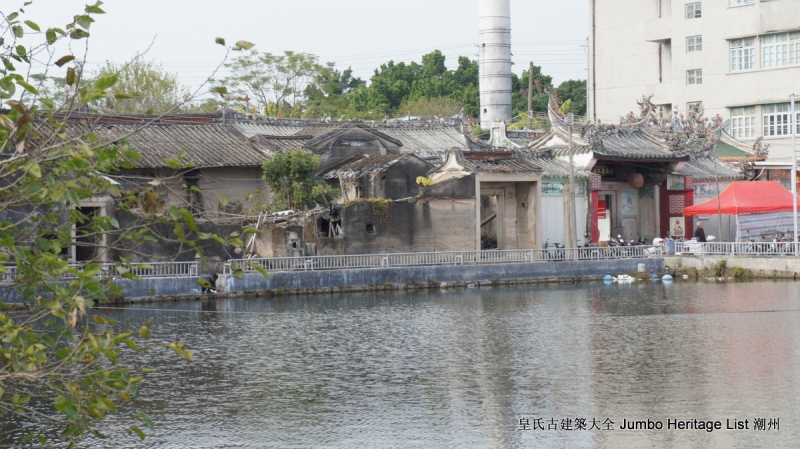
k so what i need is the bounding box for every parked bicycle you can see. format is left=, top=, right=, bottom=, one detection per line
left=543, top=240, right=566, bottom=261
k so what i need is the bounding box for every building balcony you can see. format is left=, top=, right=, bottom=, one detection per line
left=644, top=17, right=671, bottom=43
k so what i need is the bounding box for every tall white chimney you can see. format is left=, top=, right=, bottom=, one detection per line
left=479, top=0, right=512, bottom=129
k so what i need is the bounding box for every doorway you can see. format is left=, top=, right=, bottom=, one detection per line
left=480, top=189, right=505, bottom=249
left=74, top=206, right=100, bottom=262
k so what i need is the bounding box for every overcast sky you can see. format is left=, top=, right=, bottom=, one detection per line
left=16, top=0, right=589, bottom=97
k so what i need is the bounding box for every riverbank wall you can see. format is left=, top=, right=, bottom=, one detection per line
left=223, top=258, right=663, bottom=297
left=1, top=258, right=665, bottom=304
left=666, top=256, right=800, bottom=279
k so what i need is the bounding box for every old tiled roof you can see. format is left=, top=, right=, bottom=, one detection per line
left=680, top=156, right=745, bottom=182
left=303, top=123, right=404, bottom=148
left=249, top=135, right=311, bottom=153
left=455, top=150, right=543, bottom=174
left=381, top=128, right=471, bottom=156
left=236, top=122, right=305, bottom=137
left=119, top=124, right=272, bottom=168
left=541, top=128, right=689, bottom=161
left=318, top=154, right=422, bottom=179
left=714, top=141, right=748, bottom=158
left=526, top=154, right=590, bottom=179
left=57, top=123, right=272, bottom=169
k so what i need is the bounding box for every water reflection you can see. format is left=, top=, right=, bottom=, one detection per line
left=85, top=281, right=800, bottom=448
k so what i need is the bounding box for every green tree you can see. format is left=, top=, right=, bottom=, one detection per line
left=555, top=79, right=587, bottom=117
left=93, top=59, right=191, bottom=115
left=396, top=97, right=463, bottom=117
left=348, top=51, right=480, bottom=118
left=510, top=64, right=553, bottom=118
left=261, top=151, right=339, bottom=211
left=0, top=2, right=250, bottom=445
left=218, top=50, right=321, bottom=117
left=304, top=63, right=365, bottom=118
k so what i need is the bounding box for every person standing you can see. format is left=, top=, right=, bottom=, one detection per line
left=694, top=222, right=707, bottom=243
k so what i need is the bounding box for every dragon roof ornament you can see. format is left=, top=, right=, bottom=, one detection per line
left=548, top=93, right=736, bottom=157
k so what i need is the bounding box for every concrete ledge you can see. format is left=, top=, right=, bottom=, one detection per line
left=666, top=256, right=800, bottom=278
left=227, top=258, right=664, bottom=293
left=2, top=259, right=665, bottom=304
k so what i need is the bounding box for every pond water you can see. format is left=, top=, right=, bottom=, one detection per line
left=85, top=281, right=800, bottom=448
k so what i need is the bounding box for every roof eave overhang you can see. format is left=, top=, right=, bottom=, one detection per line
left=593, top=153, right=691, bottom=163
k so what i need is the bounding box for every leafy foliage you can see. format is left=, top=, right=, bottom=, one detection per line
left=0, top=2, right=251, bottom=445
left=93, top=59, right=191, bottom=114
left=261, top=151, right=338, bottom=211
left=217, top=50, right=321, bottom=116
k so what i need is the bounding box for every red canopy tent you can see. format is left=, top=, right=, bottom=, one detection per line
left=683, top=181, right=800, bottom=216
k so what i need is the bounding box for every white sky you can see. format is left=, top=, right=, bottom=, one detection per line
left=14, top=0, right=589, bottom=98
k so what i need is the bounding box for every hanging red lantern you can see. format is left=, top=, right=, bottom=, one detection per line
left=628, top=173, right=645, bottom=189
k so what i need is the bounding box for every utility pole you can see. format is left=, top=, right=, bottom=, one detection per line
left=567, top=113, right=577, bottom=248
left=792, top=94, right=798, bottom=250
left=527, top=61, right=534, bottom=130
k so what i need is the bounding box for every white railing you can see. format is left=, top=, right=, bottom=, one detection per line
left=0, top=261, right=199, bottom=285
left=225, top=245, right=658, bottom=275
left=675, top=241, right=800, bottom=257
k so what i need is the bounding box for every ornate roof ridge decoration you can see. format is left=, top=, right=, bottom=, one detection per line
left=718, top=128, right=768, bottom=159
left=547, top=93, right=727, bottom=157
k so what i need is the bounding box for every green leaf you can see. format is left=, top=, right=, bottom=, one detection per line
left=85, top=2, right=106, bottom=14
left=139, top=326, right=150, bottom=339
left=24, top=20, right=40, bottom=31
left=114, top=93, right=134, bottom=99
left=178, top=208, right=197, bottom=232
left=93, top=74, right=118, bottom=90
left=213, top=86, right=228, bottom=96
left=166, top=342, right=193, bottom=361
left=129, top=426, right=145, bottom=440
left=233, top=268, right=245, bottom=280
left=66, top=67, right=75, bottom=86
left=69, top=28, right=90, bottom=39
left=16, top=79, right=38, bottom=95
left=55, top=55, right=75, bottom=67
left=138, top=411, right=155, bottom=431
left=8, top=12, right=19, bottom=21
left=46, top=29, right=57, bottom=45
left=12, top=26, right=24, bottom=38
left=74, top=15, right=94, bottom=29
left=235, top=40, right=255, bottom=50
left=247, top=262, right=271, bottom=279
left=215, top=37, right=225, bottom=46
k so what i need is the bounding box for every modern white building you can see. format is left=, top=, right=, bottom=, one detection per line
left=588, top=0, right=800, bottom=161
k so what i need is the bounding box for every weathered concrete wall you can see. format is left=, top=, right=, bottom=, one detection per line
left=254, top=225, right=305, bottom=258
left=128, top=167, right=269, bottom=216
left=667, top=256, right=800, bottom=277
left=383, top=158, right=430, bottom=200
left=110, top=210, right=243, bottom=267
left=317, top=199, right=477, bottom=254
left=2, top=258, right=664, bottom=303
left=227, top=258, right=664, bottom=292
left=422, top=175, right=475, bottom=198
left=1, top=276, right=204, bottom=303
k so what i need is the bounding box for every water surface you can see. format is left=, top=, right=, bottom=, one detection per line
left=88, top=281, right=800, bottom=448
